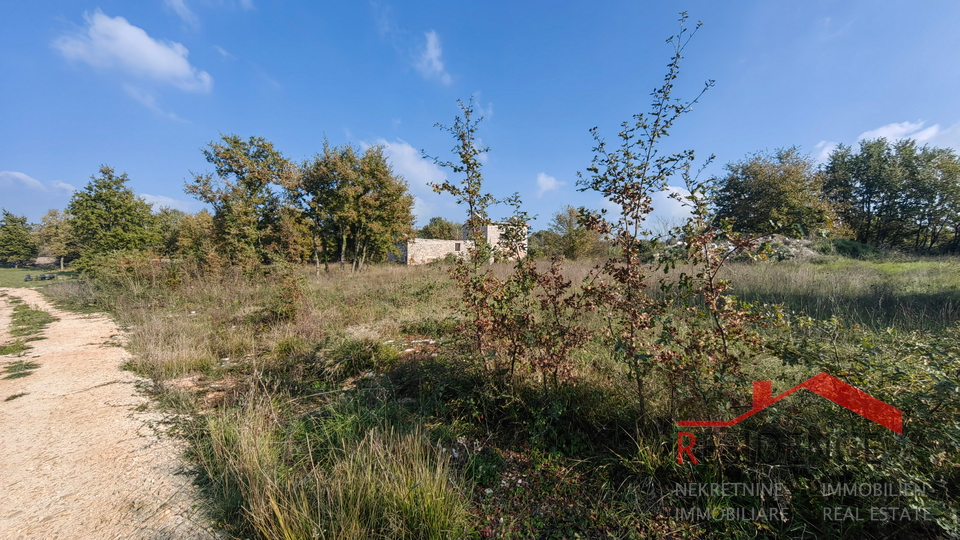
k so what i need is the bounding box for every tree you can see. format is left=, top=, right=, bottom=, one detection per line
left=176, top=210, right=219, bottom=264
left=66, top=166, right=158, bottom=261
left=154, top=207, right=186, bottom=258
left=0, top=209, right=38, bottom=267
left=291, top=142, right=415, bottom=271
left=32, top=209, right=74, bottom=268
left=418, top=217, right=462, bottom=240
left=712, top=147, right=832, bottom=235
left=823, top=138, right=960, bottom=251
left=293, top=141, right=358, bottom=270
left=823, top=139, right=900, bottom=246
left=423, top=98, right=498, bottom=263
left=185, top=134, right=295, bottom=267
left=526, top=230, right=560, bottom=259
left=350, top=146, right=416, bottom=269
left=544, top=206, right=606, bottom=259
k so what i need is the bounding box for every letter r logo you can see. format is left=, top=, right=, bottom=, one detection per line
left=677, top=432, right=699, bottom=464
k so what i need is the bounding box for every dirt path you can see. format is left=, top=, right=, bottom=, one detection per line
left=0, top=288, right=222, bottom=540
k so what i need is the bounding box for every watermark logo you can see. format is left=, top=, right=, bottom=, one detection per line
left=676, top=373, right=902, bottom=464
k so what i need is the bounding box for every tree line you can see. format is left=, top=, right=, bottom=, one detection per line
left=4, top=134, right=960, bottom=270
left=0, top=135, right=416, bottom=272
left=713, top=137, right=960, bottom=253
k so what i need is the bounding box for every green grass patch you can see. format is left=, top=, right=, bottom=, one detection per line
left=9, top=304, right=58, bottom=338
left=722, top=257, right=960, bottom=330
left=2, top=360, right=40, bottom=379
left=0, top=268, right=78, bottom=288
left=4, top=392, right=27, bottom=401
left=0, top=340, right=29, bottom=356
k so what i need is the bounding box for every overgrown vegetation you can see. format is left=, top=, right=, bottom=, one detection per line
left=21, top=11, right=959, bottom=540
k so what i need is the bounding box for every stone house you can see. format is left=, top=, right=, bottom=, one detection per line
left=396, top=222, right=527, bottom=265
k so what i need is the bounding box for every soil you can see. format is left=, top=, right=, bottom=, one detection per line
left=0, top=288, right=222, bottom=540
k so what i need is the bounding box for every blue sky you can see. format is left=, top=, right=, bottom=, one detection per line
left=4, top=1, right=960, bottom=228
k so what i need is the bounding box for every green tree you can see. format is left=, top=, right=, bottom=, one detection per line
left=424, top=98, right=498, bottom=264
left=185, top=134, right=295, bottom=268
left=823, top=139, right=900, bottom=246
left=154, top=207, right=186, bottom=258
left=823, top=138, right=960, bottom=250
left=544, top=206, right=606, bottom=259
left=291, top=142, right=415, bottom=271
left=293, top=141, right=358, bottom=270
left=66, top=166, right=158, bottom=262
left=32, top=209, right=74, bottom=268
left=713, top=147, right=832, bottom=235
left=0, top=209, right=38, bottom=267
left=418, top=217, right=462, bottom=240
left=350, top=146, right=416, bottom=269
left=176, top=210, right=218, bottom=264
left=526, top=229, right=561, bottom=259
left=897, top=143, right=960, bottom=251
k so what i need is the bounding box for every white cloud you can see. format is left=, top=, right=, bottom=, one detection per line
left=478, top=100, right=493, bottom=119
left=927, top=121, right=960, bottom=151
left=415, top=30, right=452, bottom=85
left=214, top=45, right=233, bottom=58
left=536, top=172, right=563, bottom=197
left=374, top=138, right=450, bottom=224
left=50, top=180, right=76, bottom=193
left=53, top=10, right=213, bottom=93
left=164, top=0, right=199, bottom=27
left=652, top=186, right=693, bottom=223
left=813, top=140, right=838, bottom=163
left=375, top=138, right=446, bottom=190
left=845, top=119, right=960, bottom=153
left=0, top=171, right=45, bottom=191
left=372, top=2, right=399, bottom=38
left=238, top=0, right=255, bottom=10
left=141, top=193, right=196, bottom=212
left=0, top=172, right=75, bottom=195
left=123, top=85, right=188, bottom=121
left=857, top=121, right=939, bottom=143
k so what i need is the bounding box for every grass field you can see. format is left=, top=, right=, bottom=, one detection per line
left=0, top=268, right=78, bottom=289
left=41, top=254, right=960, bottom=539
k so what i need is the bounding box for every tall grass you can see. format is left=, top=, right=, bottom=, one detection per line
left=196, top=392, right=473, bottom=539
left=40, top=255, right=959, bottom=538
left=720, top=257, right=960, bottom=330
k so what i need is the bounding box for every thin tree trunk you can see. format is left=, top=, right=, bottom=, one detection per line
left=359, top=241, right=368, bottom=272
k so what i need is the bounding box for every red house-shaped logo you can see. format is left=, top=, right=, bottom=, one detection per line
left=678, top=373, right=902, bottom=433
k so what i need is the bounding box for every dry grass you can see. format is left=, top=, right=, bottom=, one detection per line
left=39, top=255, right=960, bottom=539
left=197, top=392, right=473, bottom=540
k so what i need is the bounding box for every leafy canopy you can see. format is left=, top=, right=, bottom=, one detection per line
left=185, top=134, right=295, bottom=267
left=712, top=146, right=832, bottom=236
left=418, top=217, right=462, bottom=240
left=0, top=209, right=38, bottom=266
left=292, top=141, right=415, bottom=270
left=66, top=166, right=158, bottom=259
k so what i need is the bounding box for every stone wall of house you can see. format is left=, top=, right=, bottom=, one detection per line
left=484, top=223, right=528, bottom=260
left=402, top=239, right=473, bottom=265
left=398, top=223, right=528, bottom=265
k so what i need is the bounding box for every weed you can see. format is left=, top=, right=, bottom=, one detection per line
left=0, top=340, right=28, bottom=356
left=9, top=304, right=57, bottom=338
left=4, top=392, right=28, bottom=401
left=3, top=360, right=40, bottom=379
